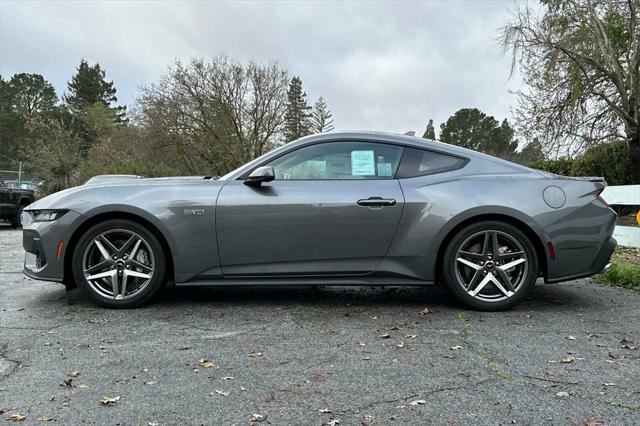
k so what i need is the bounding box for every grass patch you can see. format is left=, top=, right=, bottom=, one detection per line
left=596, top=254, right=640, bottom=291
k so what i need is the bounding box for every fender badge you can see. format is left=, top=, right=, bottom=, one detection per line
left=184, top=209, right=206, bottom=216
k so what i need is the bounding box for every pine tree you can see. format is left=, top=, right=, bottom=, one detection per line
left=310, top=97, right=334, bottom=133
left=283, top=76, right=311, bottom=142
left=422, top=119, right=436, bottom=139
left=64, top=59, right=126, bottom=120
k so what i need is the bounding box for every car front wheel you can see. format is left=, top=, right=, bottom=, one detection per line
left=442, top=220, right=538, bottom=311
left=72, top=219, right=166, bottom=308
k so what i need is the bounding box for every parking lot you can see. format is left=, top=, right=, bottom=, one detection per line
left=1, top=225, right=639, bottom=425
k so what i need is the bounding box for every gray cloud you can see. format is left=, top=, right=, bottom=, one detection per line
left=0, top=0, right=523, bottom=134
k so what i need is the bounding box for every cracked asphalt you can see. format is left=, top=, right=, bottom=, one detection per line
left=1, top=225, right=639, bottom=425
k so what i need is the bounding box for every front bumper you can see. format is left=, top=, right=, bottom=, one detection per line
left=22, top=210, right=82, bottom=283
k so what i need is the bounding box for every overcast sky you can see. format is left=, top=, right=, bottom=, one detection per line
left=0, top=0, right=524, bottom=136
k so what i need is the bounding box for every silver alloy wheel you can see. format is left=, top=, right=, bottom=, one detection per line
left=455, top=230, right=528, bottom=302
left=82, top=229, right=155, bottom=301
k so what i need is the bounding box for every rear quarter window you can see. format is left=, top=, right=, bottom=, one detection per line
left=396, top=147, right=466, bottom=178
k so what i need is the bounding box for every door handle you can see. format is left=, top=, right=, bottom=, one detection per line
left=357, top=197, right=396, bottom=207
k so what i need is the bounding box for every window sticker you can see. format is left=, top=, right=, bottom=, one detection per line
left=377, top=162, right=393, bottom=177
left=351, top=150, right=375, bottom=176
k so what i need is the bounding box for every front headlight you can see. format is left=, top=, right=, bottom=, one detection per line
left=26, top=209, right=69, bottom=223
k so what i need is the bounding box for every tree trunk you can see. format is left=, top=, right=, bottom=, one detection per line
left=629, top=134, right=640, bottom=184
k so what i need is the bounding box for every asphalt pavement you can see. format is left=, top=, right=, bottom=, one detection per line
left=1, top=225, right=639, bottom=425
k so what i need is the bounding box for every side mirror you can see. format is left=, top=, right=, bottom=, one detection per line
left=244, top=166, right=275, bottom=187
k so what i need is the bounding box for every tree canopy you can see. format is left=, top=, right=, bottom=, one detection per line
left=310, top=96, right=334, bottom=133
left=283, top=76, right=312, bottom=142
left=439, top=108, right=519, bottom=160
left=422, top=118, right=436, bottom=139
left=137, top=57, right=290, bottom=174
left=5, top=73, right=57, bottom=115
left=65, top=59, right=125, bottom=120
left=502, top=0, right=640, bottom=182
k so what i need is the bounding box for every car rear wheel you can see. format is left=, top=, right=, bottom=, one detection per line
left=441, top=220, right=538, bottom=311
left=72, top=219, right=166, bottom=308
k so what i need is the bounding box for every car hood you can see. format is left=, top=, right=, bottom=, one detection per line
left=26, top=176, right=224, bottom=211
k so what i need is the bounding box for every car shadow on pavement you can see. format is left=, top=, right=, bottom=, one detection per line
left=56, top=280, right=599, bottom=313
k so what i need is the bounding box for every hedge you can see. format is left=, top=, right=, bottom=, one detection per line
left=528, top=141, right=633, bottom=186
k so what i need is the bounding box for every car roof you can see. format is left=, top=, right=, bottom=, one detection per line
left=289, top=131, right=486, bottom=157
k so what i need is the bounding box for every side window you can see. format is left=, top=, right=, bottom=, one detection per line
left=396, top=147, right=466, bottom=178
left=267, top=142, right=403, bottom=180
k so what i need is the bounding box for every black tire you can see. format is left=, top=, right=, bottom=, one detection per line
left=441, top=220, right=538, bottom=311
left=72, top=219, right=167, bottom=308
left=9, top=214, right=21, bottom=228
left=10, top=202, right=29, bottom=228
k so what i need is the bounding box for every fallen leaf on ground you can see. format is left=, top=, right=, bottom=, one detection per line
left=215, top=389, right=230, bottom=396
left=620, top=338, right=636, bottom=350
left=410, top=399, right=426, bottom=406
left=250, top=413, right=266, bottom=422
left=450, top=345, right=463, bottom=350
left=61, top=396, right=71, bottom=406
left=395, top=341, right=405, bottom=348
left=561, top=355, right=575, bottom=363
left=9, top=412, right=26, bottom=422
left=419, top=307, right=431, bottom=316
left=556, top=391, right=570, bottom=397
left=248, top=348, right=264, bottom=358
left=199, top=358, right=216, bottom=368
left=567, top=335, right=577, bottom=341
left=100, top=395, right=120, bottom=405
left=311, top=373, right=327, bottom=382
left=67, top=371, right=80, bottom=377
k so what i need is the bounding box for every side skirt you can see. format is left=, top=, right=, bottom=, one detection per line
left=174, top=276, right=434, bottom=287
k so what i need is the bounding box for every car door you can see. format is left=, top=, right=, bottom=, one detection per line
left=216, top=141, right=405, bottom=276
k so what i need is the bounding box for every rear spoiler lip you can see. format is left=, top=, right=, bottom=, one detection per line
left=536, top=170, right=607, bottom=185
left=575, top=176, right=605, bottom=183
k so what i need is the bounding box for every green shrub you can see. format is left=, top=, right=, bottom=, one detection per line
left=571, top=141, right=632, bottom=186
left=529, top=158, right=574, bottom=176
left=528, top=141, right=633, bottom=185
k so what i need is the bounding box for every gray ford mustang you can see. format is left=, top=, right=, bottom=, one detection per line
left=21, top=132, right=617, bottom=310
